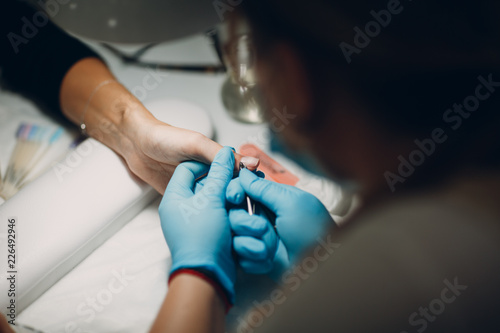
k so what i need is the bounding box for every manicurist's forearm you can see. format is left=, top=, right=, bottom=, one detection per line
left=149, top=273, right=226, bottom=333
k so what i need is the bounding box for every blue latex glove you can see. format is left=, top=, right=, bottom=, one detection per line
left=229, top=206, right=279, bottom=274
left=159, top=146, right=236, bottom=303
left=226, top=169, right=335, bottom=275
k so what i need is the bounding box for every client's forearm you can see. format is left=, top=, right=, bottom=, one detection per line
left=59, top=57, right=155, bottom=157
left=149, top=274, right=226, bottom=333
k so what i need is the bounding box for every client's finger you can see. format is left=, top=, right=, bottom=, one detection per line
left=192, top=138, right=260, bottom=172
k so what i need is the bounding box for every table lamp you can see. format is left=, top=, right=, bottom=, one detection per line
left=32, top=0, right=265, bottom=123
left=33, top=0, right=221, bottom=43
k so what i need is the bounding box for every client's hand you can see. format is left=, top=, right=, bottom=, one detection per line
left=123, top=115, right=259, bottom=194
left=60, top=58, right=258, bottom=195
left=158, top=147, right=237, bottom=303
left=226, top=169, right=335, bottom=275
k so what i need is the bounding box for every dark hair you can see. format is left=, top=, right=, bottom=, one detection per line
left=241, top=0, right=500, bottom=175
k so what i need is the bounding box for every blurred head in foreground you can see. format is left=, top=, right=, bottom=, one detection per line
left=230, top=3, right=500, bottom=332
left=239, top=0, right=500, bottom=199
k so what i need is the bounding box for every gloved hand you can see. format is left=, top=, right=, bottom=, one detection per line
left=226, top=168, right=335, bottom=275
left=159, top=146, right=236, bottom=303
left=228, top=206, right=279, bottom=274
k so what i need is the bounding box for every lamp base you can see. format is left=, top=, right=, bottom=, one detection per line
left=221, top=78, right=266, bottom=124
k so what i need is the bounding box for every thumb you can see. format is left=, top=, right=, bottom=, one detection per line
left=203, top=146, right=236, bottom=198
left=164, top=161, right=210, bottom=200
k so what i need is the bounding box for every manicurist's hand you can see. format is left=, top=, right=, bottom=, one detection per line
left=226, top=169, right=335, bottom=275
left=158, top=146, right=237, bottom=303
left=150, top=147, right=237, bottom=333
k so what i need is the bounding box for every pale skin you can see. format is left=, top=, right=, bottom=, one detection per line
left=59, top=57, right=258, bottom=194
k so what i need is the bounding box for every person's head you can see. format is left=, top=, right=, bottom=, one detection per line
left=238, top=0, right=500, bottom=197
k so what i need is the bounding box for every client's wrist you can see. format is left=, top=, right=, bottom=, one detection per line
left=121, top=101, right=157, bottom=135
left=81, top=90, right=147, bottom=154
left=116, top=103, right=158, bottom=158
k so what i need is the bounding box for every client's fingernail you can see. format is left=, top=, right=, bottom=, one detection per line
left=241, top=156, right=259, bottom=167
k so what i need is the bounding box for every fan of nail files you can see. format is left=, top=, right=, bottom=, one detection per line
left=0, top=123, right=71, bottom=200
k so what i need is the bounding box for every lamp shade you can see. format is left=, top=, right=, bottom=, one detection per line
left=36, top=0, right=224, bottom=43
